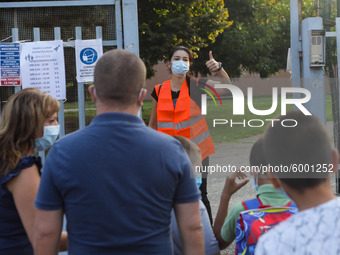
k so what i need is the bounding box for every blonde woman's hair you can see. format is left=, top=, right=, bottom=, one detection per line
left=41, top=91, right=60, bottom=120
left=0, top=88, right=59, bottom=175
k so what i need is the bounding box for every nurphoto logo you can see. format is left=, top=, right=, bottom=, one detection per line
left=201, top=84, right=312, bottom=128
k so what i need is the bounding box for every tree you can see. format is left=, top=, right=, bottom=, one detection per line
left=138, top=0, right=232, bottom=78
left=193, top=0, right=316, bottom=78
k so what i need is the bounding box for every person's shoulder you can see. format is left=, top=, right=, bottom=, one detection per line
left=323, top=196, right=340, bottom=208
left=53, top=126, right=87, bottom=147
left=155, top=79, right=171, bottom=88
left=231, top=201, right=246, bottom=215
left=143, top=126, right=180, bottom=145
left=18, top=155, right=41, bottom=170
left=310, top=197, right=340, bottom=222
left=150, top=131, right=185, bottom=155
left=301, top=197, right=340, bottom=218
left=335, top=197, right=340, bottom=207
left=0, top=155, right=41, bottom=185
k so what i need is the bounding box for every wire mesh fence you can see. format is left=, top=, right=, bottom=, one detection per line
left=0, top=3, right=117, bottom=135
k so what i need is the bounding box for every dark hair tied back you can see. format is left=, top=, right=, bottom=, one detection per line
left=168, top=46, right=193, bottom=63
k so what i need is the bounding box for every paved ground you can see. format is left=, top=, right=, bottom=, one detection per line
left=207, top=121, right=338, bottom=254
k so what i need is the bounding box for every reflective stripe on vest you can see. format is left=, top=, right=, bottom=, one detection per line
left=157, top=115, right=204, bottom=130
left=158, top=122, right=174, bottom=129
left=155, top=79, right=215, bottom=159
left=174, top=115, right=204, bottom=130
left=191, top=130, right=211, bottom=145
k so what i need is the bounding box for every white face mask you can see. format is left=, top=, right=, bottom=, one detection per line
left=172, top=60, right=189, bottom=77
left=251, top=173, right=259, bottom=190
left=35, top=125, right=60, bottom=151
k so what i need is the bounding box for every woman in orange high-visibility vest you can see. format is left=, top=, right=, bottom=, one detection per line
left=149, top=46, right=231, bottom=224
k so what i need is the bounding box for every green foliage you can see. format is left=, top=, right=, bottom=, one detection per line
left=139, top=0, right=318, bottom=79
left=138, top=0, right=231, bottom=78
left=194, top=0, right=317, bottom=78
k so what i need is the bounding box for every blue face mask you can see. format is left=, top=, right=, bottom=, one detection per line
left=196, top=177, right=202, bottom=188
left=277, top=179, right=293, bottom=200
left=172, top=60, right=189, bottom=76
left=35, top=125, right=60, bottom=151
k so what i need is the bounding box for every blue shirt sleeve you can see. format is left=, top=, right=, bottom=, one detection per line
left=35, top=145, right=63, bottom=210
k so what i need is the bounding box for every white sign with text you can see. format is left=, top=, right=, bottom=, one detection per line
left=20, top=40, right=66, bottom=100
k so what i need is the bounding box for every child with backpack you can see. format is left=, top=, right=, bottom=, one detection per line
left=255, top=111, right=340, bottom=255
left=213, top=137, right=297, bottom=254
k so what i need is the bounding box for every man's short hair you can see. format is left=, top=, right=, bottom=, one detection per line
left=263, top=110, right=333, bottom=192
left=94, top=49, right=146, bottom=106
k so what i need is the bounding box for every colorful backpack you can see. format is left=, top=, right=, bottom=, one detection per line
left=235, top=197, right=298, bottom=255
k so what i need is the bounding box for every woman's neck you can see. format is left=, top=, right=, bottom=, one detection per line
left=171, top=75, right=186, bottom=91
left=24, top=148, right=34, bottom=156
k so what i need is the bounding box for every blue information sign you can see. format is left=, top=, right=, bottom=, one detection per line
left=0, top=43, right=20, bottom=86
left=80, top=47, right=98, bottom=65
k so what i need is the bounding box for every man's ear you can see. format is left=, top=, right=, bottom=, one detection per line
left=88, top=85, right=96, bottom=103
left=267, top=170, right=281, bottom=189
left=137, top=88, right=147, bottom=107
left=330, top=149, right=339, bottom=173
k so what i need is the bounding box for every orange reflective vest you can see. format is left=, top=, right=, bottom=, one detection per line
left=155, top=79, right=215, bottom=160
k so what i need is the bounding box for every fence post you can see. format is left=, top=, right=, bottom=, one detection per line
left=55, top=28, right=68, bottom=252
left=54, top=27, right=65, bottom=138
left=32, top=28, right=46, bottom=164
left=290, top=0, right=302, bottom=101
left=115, top=0, right=123, bottom=49
left=12, top=28, right=20, bottom=94
left=301, top=18, right=326, bottom=124
left=96, top=26, right=102, bottom=40
left=76, top=27, right=86, bottom=130
left=122, top=0, right=139, bottom=56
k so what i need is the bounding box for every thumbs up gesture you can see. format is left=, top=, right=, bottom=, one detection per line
left=206, top=51, right=222, bottom=73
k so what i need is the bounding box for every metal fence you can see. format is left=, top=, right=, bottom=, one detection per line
left=0, top=0, right=121, bottom=133
left=0, top=0, right=140, bottom=130
left=0, top=0, right=140, bottom=164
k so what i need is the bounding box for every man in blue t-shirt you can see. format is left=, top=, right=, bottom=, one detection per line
left=34, top=49, right=204, bottom=255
